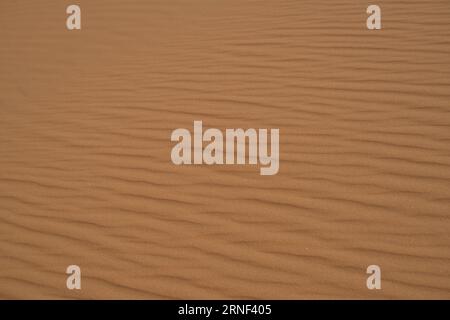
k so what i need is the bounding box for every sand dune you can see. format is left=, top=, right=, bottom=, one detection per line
left=0, top=0, right=450, bottom=299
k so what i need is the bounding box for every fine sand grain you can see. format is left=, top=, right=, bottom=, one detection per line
left=0, top=0, right=450, bottom=299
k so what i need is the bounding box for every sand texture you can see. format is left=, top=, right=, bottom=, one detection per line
left=0, top=0, right=450, bottom=299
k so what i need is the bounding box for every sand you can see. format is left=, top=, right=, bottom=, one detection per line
left=0, top=0, right=449, bottom=299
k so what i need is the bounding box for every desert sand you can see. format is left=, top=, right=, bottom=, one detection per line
left=0, top=0, right=449, bottom=299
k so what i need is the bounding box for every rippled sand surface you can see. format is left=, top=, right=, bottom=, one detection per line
left=1, top=0, right=450, bottom=299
